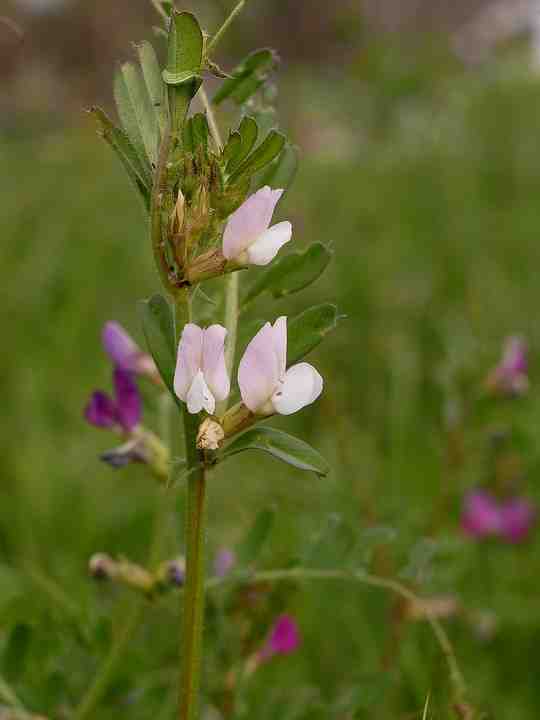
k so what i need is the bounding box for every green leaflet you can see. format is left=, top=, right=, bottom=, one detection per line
left=243, top=242, right=333, bottom=306
left=226, top=116, right=258, bottom=173
left=213, top=48, right=279, bottom=106
left=228, top=130, right=286, bottom=185
left=114, top=62, right=159, bottom=168
left=139, top=294, right=177, bottom=395
left=222, top=426, right=329, bottom=477
left=163, top=11, right=204, bottom=132
left=257, top=143, right=299, bottom=194
left=90, top=107, right=151, bottom=209
left=287, top=304, right=341, bottom=365
left=136, top=41, right=167, bottom=137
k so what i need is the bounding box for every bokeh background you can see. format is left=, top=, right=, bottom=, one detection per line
left=2, top=0, right=540, bottom=718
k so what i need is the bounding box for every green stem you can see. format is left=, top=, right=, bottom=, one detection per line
left=206, top=0, right=249, bottom=55
left=175, top=292, right=208, bottom=720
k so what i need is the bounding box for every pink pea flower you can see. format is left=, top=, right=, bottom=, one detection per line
left=174, top=324, right=230, bottom=414
left=486, top=336, right=529, bottom=396
left=462, top=490, right=535, bottom=543
left=84, top=367, right=141, bottom=433
left=214, top=548, right=236, bottom=577
left=238, top=316, right=323, bottom=416
left=222, top=186, right=292, bottom=266
left=258, top=615, right=301, bottom=664
left=102, top=321, right=159, bottom=382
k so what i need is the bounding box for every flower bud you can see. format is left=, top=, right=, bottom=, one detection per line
left=89, top=553, right=117, bottom=580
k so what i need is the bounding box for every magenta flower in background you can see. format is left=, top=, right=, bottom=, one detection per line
left=102, top=321, right=159, bottom=382
left=486, top=336, right=529, bottom=396
left=214, top=548, right=236, bottom=577
left=174, top=323, right=230, bottom=414
left=222, top=186, right=292, bottom=266
left=84, top=367, right=141, bottom=433
left=238, top=316, right=323, bottom=416
left=462, top=490, right=535, bottom=543
left=258, top=615, right=301, bottom=663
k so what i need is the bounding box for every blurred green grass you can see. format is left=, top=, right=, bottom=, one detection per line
left=2, top=44, right=540, bottom=718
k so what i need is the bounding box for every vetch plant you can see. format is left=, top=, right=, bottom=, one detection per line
left=74, top=3, right=479, bottom=719
left=83, top=3, right=336, bottom=719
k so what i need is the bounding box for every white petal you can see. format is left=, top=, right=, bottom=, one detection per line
left=271, top=316, right=287, bottom=380
left=238, top=322, right=281, bottom=413
left=222, top=187, right=284, bottom=261
left=271, top=362, right=323, bottom=415
left=186, top=370, right=215, bottom=414
left=245, top=221, right=292, bottom=266
left=202, top=324, right=230, bottom=402
left=174, top=324, right=203, bottom=401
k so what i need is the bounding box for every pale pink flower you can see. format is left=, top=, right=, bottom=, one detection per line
left=174, top=324, right=230, bottom=414
left=238, top=316, right=323, bottom=415
left=222, top=186, right=292, bottom=266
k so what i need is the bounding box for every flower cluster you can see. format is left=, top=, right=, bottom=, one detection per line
left=462, top=490, right=535, bottom=543
left=84, top=322, right=168, bottom=477
left=173, top=187, right=323, bottom=430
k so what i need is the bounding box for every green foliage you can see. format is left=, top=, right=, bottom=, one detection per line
left=243, top=243, right=333, bottom=306
left=223, top=427, right=329, bottom=477
left=212, top=49, right=280, bottom=106
left=139, top=293, right=176, bottom=394
left=6, top=40, right=540, bottom=720
left=287, top=304, right=341, bottom=364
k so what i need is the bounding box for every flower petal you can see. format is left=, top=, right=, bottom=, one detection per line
left=114, top=368, right=141, bottom=431
left=271, top=362, right=323, bottom=415
left=461, top=491, right=501, bottom=539
left=499, top=498, right=535, bottom=543
left=245, top=221, right=292, bottom=266
left=238, top=322, right=281, bottom=413
left=102, top=322, right=140, bottom=371
left=271, top=316, right=287, bottom=380
left=186, top=370, right=215, bottom=414
left=174, top=324, right=203, bottom=401
left=269, top=615, right=301, bottom=655
left=222, top=186, right=284, bottom=261
left=202, top=325, right=230, bottom=402
left=84, top=391, right=117, bottom=428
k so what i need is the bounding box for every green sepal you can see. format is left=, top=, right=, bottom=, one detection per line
left=212, top=48, right=279, bottom=106
left=226, top=115, right=258, bottom=173
left=114, top=61, right=159, bottom=168
left=139, top=293, right=177, bottom=395
left=235, top=507, right=275, bottom=566
left=90, top=107, right=151, bottom=210
left=243, top=242, right=333, bottom=306
left=222, top=426, right=329, bottom=477
left=228, top=130, right=286, bottom=185
left=287, top=304, right=341, bottom=365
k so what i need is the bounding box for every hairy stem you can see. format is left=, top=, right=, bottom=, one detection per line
left=206, top=0, right=249, bottom=55
left=175, top=292, right=208, bottom=720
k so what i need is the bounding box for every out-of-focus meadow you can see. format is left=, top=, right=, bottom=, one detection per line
left=2, top=1, right=540, bottom=718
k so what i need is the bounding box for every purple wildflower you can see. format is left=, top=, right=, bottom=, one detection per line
left=258, top=615, right=301, bottom=663
left=214, top=548, right=236, bottom=577
left=102, top=321, right=159, bottom=382
left=486, top=336, right=529, bottom=397
left=462, top=490, right=535, bottom=543
left=84, top=367, right=141, bottom=433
